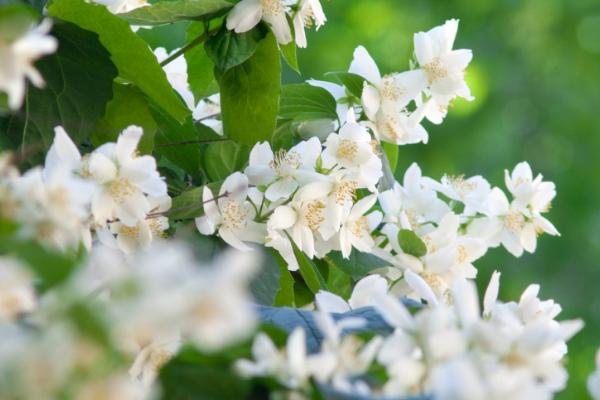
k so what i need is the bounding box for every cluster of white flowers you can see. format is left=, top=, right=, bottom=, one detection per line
left=196, top=114, right=385, bottom=270
left=238, top=274, right=582, bottom=400
left=0, top=242, right=259, bottom=399
left=227, top=0, right=326, bottom=48
left=0, top=18, right=57, bottom=110
left=0, top=125, right=170, bottom=253
left=373, top=160, right=558, bottom=302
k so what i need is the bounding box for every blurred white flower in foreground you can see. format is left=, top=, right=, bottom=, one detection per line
left=0, top=19, right=57, bottom=110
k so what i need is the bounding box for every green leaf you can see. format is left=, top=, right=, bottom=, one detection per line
left=280, top=41, right=299, bottom=73
left=398, top=229, right=427, bottom=257
left=381, top=142, right=398, bottom=173
left=249, top=249, right=288, bottom=306
left=159, top=345, right=251, bottom=400
left=202, top=141, right=249, bottom=182
left=325, top=251, right=389, bottom=279
left=119, top=0, right=233, bottom=25
left=325, top=71, right=366, bottom=99
left=271, top=120, right=295, bottom=151
left=217, top=33, right=281, bottom=146
left=293, top=244, right=327, bottom=294
left=205, top=25, right=266, bottom=72
left=136, top=21, right=191, bottom=51
left=271, top=251, right=295, bottom=307
left=280, top=83, right=338, bottom=121
left=185, top=22, right=218, bottom=99
left=324, top=260, right=352, bottom=299
left=150, top=104, right=219, bottom=179
left=0, top=4, right=39, bottom=41
left=0, top=21, right=117, bottom=154
left=92, top=83, right=157, bottom=154
left=48, top=0, right=189, bottom=122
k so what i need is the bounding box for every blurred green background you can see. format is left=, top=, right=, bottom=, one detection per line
left=293, top=0, right=600, bottom=398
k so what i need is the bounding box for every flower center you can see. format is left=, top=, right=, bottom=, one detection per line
left=456, top=244, right=468, bottom=263
left=110, top=178, right=135, bottom=203
left=381, top=75, right=403, bottom=101
left=336, top=139, right=359, bottom=161
left=221, top=200, right=248, bottom=231
left=351, top=216, right=369, bottom=237
left=260, top=0, right=284, bottom=16
left=420, top=271, right=444, bottom=292
left=333, top=180, right=357, bottom=205
left=504, top=211, right=525, bottom=233
left=423, top=57, right=448, bottom=84
left=269, top=149, right=301, bottom=175
left=447, top=175, right=476, bottom=197
left=120, top=224, right=140, bottom=238
left=305, top=200, right=325, bottom=232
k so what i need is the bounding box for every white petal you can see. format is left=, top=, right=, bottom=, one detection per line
left=404, top=269, right=438, bottom=306
left=226, top=0, right=263, bottom=33
left=265, top=177, right=298, bottom=201
left=116, top=126, right=143, bottom=164
left=349, top=46, right=382, bottom=86
left=315, top=291, right=350, bottom=313
left=483, top=271, right=500, bottom=316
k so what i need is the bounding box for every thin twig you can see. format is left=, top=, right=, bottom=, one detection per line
left=146, top=191, right=231, bottom=219
left=159, top=26, right=218, bottom=67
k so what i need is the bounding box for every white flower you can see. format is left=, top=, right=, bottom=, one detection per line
left=468, top=187, right=559, bottom=257
left=321, top=121, right=383, bottom=191
left=414, top=19, right=473, bottom=123
left=128, top=333, right=181, bottom=387
left=195, top=172, right=266, bottom=251
left=182, top=250, right=259, bottom=350
left=10, top=166, right=94, bottom=250
left=337, top=195, right=381, bottom=258
left=267, top=180, right=332, bottom=259
left=245, top=138, right=323, bottom=201
left=0, top=257, right=36, bottom=321
left=292, top=0, right=326, bottom=48
left=505, top=161, right=556, bottom=213
left=226, top=0, right=292, bottom=45
left=98, top=195, right=171, bottom=254
left=236, top=328, right=327, bottom=389
left=93, top=0, right=148, bottom=14
left=88, top=126, right=167, bottom=227
left=349, top=46, right=428, bottom=145
left=44, top=126, right=82, bottom=178
left=0, top=19, right=57, bottom=110
left=425, top=173, right=492, bottom=216
left=379, top=163, right=450, bottom=232
left=316, top=274, right=388, bottom=313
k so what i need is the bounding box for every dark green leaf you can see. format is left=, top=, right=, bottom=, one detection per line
left=0, top=21, right=116, bottom=154
left=150, top=104, right=219, bottom=179
left=48, top=0, right=189, bottom=122
left=119, top=0, right=233, bottom=25
left=324, top=260, right=352, bottom=299
left=280, top=83, right=337, bottom=121
left=325, top=71, right=365, bottom=99
left=159, top=345, right=251, bottom=400
left=249, top=249, right=285, bottom=306
left=217, top=33, right=281, bottom=146
left=398, top=229, right=427, bottom=257
left=185, top=22, right=218, bottom=99
left=92, top=83, right=157, bottom=154
left=325, top=251, right=389, bottom=279
left=271, top=251, right=295, bottom=307
left=202, top=140, right=249, bottom=182
left=293, top=244, right=327, bottom=294
left=206, top=25, right=266, bottom=72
